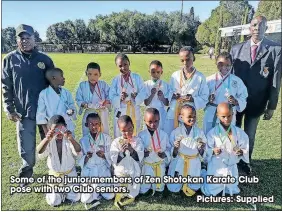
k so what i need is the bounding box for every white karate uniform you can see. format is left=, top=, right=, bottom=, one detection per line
left=143, top=79, right=170, bottom=130
left=38, top=137, right=81, bottom=206
left=76, top=80, right=110, bottom=136
left=110, top=136, right=144, bottom=198
left=203, top=73, right=248, bottom=135
left=78, top=132, right=114, bottom=203
left=36, top=86, right=77, bottom=136
left=138, top=129, right=171, bottom=193
left=167, top=125, right=207, bottom=193
left=165, top=68, right=209, bottom=137
left=201, top=123, right=249, bottom=196
left=109, top=72, right=146, bottom=138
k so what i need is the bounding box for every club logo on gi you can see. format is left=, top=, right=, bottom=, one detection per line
left=232, top=80, right=237, bottom=88
left=37, top=62, right=45, bottom=69
left=263, top=67, right=269, bottom=78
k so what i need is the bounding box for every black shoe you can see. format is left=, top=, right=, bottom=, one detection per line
left=238, top=161, right=252, bottom=175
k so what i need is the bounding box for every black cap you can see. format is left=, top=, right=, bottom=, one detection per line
left=16, top=24, right=34, bottom=36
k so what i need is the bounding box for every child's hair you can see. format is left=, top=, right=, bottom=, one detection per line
left=86, top=112, right=101, bottom=122
left=149, top=60, right=163, bottom=69
left=145, top=107, right=160, bottom=117
left=45, top=68, right=63, bottom=82
left=118, top=115, right=133, bottom=126
left=216, top=52, right=233, bottom=64
left=180, top=104, right=196, bottom=115
left=86, top=62, right=101, bottom=73
left=217, top=103, right=233, bottom=113
left=85, top=113, right=101, bottom=127
left=115, top=53, right=130, bottom=65
left=47, top=115, right=66, bottom=128
left=179, top=46, right=195, bottom=61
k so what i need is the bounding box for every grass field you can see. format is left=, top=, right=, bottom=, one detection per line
left=1, top=53, right=281, bottom=211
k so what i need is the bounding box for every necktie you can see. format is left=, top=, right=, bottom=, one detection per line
left=251, top=45, right=258, bottom=63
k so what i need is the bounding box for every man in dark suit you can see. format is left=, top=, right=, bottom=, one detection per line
left=230, top=16, right=281, bottom=174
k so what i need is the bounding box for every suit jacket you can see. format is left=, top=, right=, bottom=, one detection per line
left=230, top=38, right=281, bottom=117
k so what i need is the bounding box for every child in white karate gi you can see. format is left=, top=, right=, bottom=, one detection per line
left=138, top=108, right=171, bottom=195
left=167, top=105, right=207, bottom=196
left=36, top=68, right=77, bottom=136
left=201, top=103, right=249, bottom=196
left=37, top=115, right=81, bottom=206
left=109, top=53, right=146, bottom=138
left=78, top=113, right=114, bottom=208
left=144, top=60, right=170, bottom=130
left=110, top=115, right=144, bottom=208
left=76, top=62, right=111, bottom=136
left=203, top=52, right=248, bottom=134
left=165, top=46, right=209, bottom=137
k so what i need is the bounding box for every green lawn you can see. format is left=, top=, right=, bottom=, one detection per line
left=1, top=53, right=281, bottom=210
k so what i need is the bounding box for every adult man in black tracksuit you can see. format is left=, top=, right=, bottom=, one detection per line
left=230, top=16, right=281, bottom=174
left=2, top=24, right=54, bottom=185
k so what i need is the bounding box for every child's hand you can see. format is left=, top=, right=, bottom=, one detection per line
left=158, top=151, right=167, bottom=159
left=235, top=148, right=243, bottom=156
left=175, top=93, right=181, bottom=100
left=96, top=150, right=106, bottom=159
left=121, top=143, right=128, bottom=152
left=121, top=92, right=128, bottom=101
left=213, top=147, right=222, bottom=155
left=157, top=90, right=164, bottom=97
left=228, top=95, right=238, bottom=106
left=197, top=142, right=206, bottom=150
left=86, top=151, right=93, bottom=158
left=131, top=92, right=137, bottom=99
left=174, top=140, right=181, bottom=149
left=64, top=130, right=73, bottom=140
left=66, top=109, right=74, bottom=116
left=46, top=129, right=55, bottom=141
left=81, top=102, right=88, bottom=109
left=127, top=142, right=134, bottom=154
left=209, top=94, right=215, bottom=103
left=151, top=88, right=157, bottom=95
left=144, top=149, right=150, bottom=158
left=186, top=94, right=194, bottom=102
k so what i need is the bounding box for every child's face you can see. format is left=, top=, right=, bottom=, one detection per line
left=51, top=72, right=65, bottom=87
left=217, top=57, right=232, bottom=76
left=217, top=107, right=233, bottom=127
left=149, top=64, right=163, bottom=81
left=87, top=68, right=100, bottom=84
left=118, top=121, right=134, bottom=139
left=144, top=112, right=160, bottom=131
left=179, top=51, right=194, bottom=70
left=50, top=124, right=67, bottom=140
left=87, top=117, right=101, bottom=134
left=116, top=58, right=130, bottom=75
left=180, top=107, right=196, bottom=127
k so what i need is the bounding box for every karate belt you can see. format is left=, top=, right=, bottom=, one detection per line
left=144, top=160, right=163, bottom=190
left=85, top=108, right=104, bottom=132
left=114, top=178, right=134, bottom=208
left=126, top=100, right=137, bottom=136
left=49, top=168, right=73, bottom=178
left=178, top=152, right=199, bottom=196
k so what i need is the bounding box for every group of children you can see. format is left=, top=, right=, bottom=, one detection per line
left=36, top=47, right=250, bottom=208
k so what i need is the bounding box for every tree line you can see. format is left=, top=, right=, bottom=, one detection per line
left=2, top=0, right=281, bottom=53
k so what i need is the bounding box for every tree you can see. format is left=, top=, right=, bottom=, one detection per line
left=1, top=27, right=16, bottom=52
left=34, top=31, right=42, bottom=42
left=69, top=19, right=88, bottom=53
left=46, top=22, right=74, bottom=53
left=196, top=1, right=253, bottom=47
left=189, top=7, right=195, bottom=21
left=214, top=4, right=223, bottom=56
left=255, top=1, right=281, bottom=20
